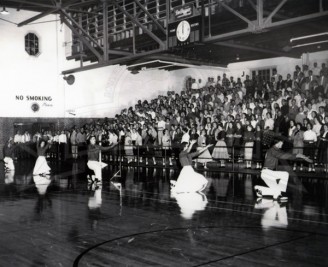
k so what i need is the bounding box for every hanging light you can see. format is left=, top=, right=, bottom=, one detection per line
left=0, top=7, right=9, bottom=15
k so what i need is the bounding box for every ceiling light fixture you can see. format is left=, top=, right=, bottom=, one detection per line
left=0, top=7, right=9, bottom=15
left=291, top=40, right=328, bottom=48
left=290, top=32, right=328, bottom=42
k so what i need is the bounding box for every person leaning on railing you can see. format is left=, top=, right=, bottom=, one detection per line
left=317, top=123, right=328, bottom=173
left=303, top=123, right=317, bottom=172
left=292, top=123, right=305, bottom=171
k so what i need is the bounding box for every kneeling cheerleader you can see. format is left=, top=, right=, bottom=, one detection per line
left=171, top=140, right=212, bottom=193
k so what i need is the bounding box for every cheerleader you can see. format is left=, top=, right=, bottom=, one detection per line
left=3, top=138, right=15, bottom=171
left=254, top=138, right=312, bottom=201
left=33, top=139, right=51, bottom=176
left=87, top=136, right=114, bottom=183
left=170, top=140, right=213, bottom=193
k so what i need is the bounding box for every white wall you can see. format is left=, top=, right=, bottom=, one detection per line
left=63, top=65, right=171, bottom=118
left=0, top=9, right=174, bottom=118
left=228, top=51, right=328, bottom=81
left=0, top=9, right=66, bottom=117
left=168, top=66, right=228, bottom=90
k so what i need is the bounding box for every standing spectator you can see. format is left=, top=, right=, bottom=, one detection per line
left=181, top=127, right=190, bottom=143
left=70, top=127, right=78, bottom=160
left=108, top=130, right=118, bottom=162
left=292, top=123, right=304, bottom=171
left=317, top=124, right=328, bottom=173
left=77, top=128, right=87, bottom=160
left=234, top=121, right=243, bottom=162
left=162, top=129, right=173, bottom=166
left=144, top=127, right=157, bottom=166
left=59, top=130, right=67, bottom=161
left=244, top=124, right=255, bottom=169
left=225, top=122, right=234, bottom=156
left=196, top=129, right=212, bottom=169
left=264, top=112, right=274, bottom=130
left=303, top=123, right=317, bottom=172
left=212, top=125, right=229, bottom=167
left=253, top=125, right=263, bottom=169
left=124, top=130, right=134, bottom=164
left=14, top=130, right=23, bottom=160
left=157, top=116, right=166, bottom=145
left=3, top=138, right=15, bottom=171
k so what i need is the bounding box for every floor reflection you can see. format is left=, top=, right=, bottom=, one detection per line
left=171, top=191, right=208, bottom=220
left=0, top=161, right=327, bottom=226
left=254, top=199, right=288, bottom=229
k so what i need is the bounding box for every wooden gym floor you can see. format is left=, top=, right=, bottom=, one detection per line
left=0, top=159, right=328, bottom=266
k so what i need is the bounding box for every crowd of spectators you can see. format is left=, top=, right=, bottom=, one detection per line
left=7, top=62, right=328, bottom=173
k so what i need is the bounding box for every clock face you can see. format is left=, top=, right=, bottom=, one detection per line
left=176, top=20, right=191, bottom=42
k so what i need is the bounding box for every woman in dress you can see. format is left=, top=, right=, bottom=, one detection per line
left=225, top=122, right=235, bottom=157
left=207, top=122, right=217, bottom=153
left=292, top=123, right=304, bottom=171
left=197, top=129, right=213, bottom=169
left=212, top=125, right=229, bottom=167
left=317, top=123, right=328, bottom=173
left=33, top=139, right=51, bottom=175
left=162, top=129, right=173, bottom=166
left=243, top=124, right=255, bottom=169
left=124, top=129, right=134, bottom=164
left=144, top=127, right=156, bottom=166
left=170, top=140, right=213, bottom=193
left=234, top=121, right=243, bottom=162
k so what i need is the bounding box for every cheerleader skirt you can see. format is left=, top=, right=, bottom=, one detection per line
left=171, top=166, right=208, bottom=193
left=33, top=156, right=51, bottom=175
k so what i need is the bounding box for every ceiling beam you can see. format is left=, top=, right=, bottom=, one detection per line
left=60, top=12, right=103, bottom=61
left=6, top=0, right=55, bottom=9
left=220, top=2, right=254, bottom=26
left=62, top=48, right=165, bottom=74
left=264, top=0, right=288, bottom=26
left=268, top=10, right=328, bottom=28
left=112, top=1, right=166, bottom=49
left=60, top=9, right=103, bottom=51
left=133, top=0, right=166, bottom=35
left=214, top=41, right=299, bottom=58
left=18, top=8, right=57, bottom=27
left=16, top=0, right=82, bottom=27
left=205, top=9, right=328, bottom=43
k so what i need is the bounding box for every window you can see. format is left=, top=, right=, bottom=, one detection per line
left=25, top=33, right=40, bottom=56
left=251, top=67, right=277, bottom=82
